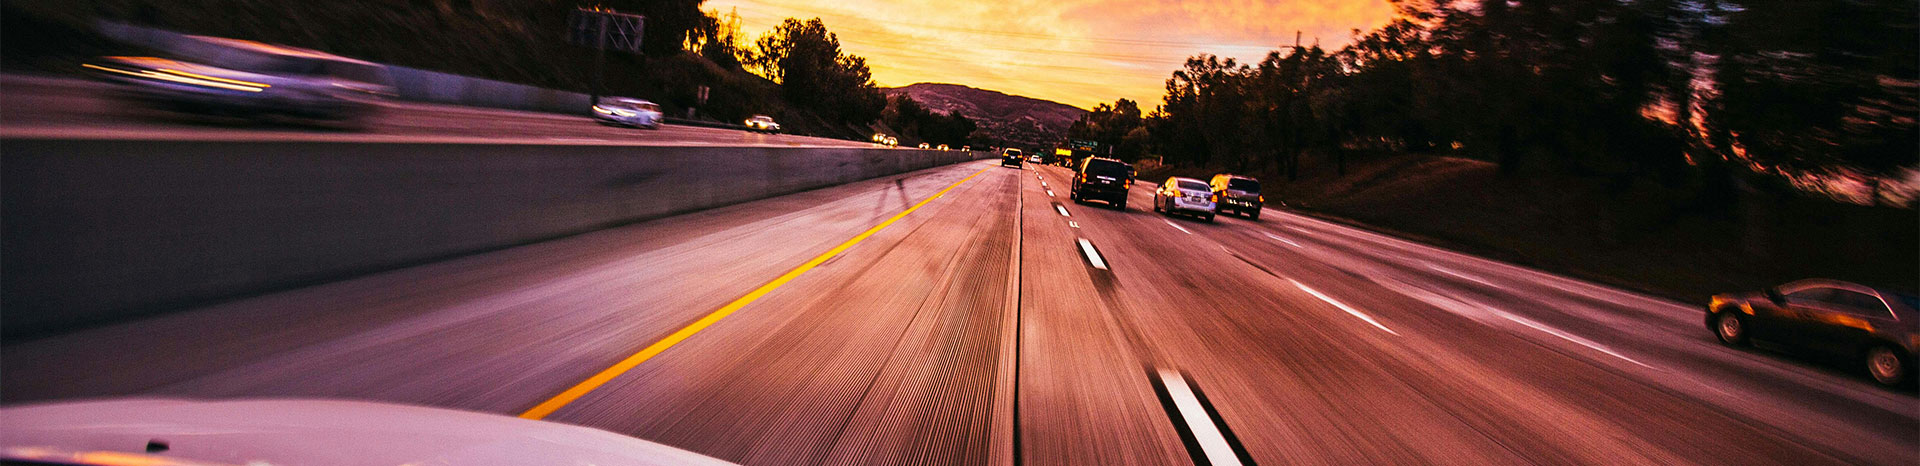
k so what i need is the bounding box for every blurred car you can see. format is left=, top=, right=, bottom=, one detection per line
left=1706, top=279, right=1918, bottom=386
left=872, top=133, right=888, bottom=143
left=962, top=146, right=971, bottom=151
left=1209, top=174, right=1264, bottom=220
left=1154, top=177, right=1218, bottom=222
left=1027, top=154, right=1043, bottom=164
left=745, top=115, right=781, bottom=133
left=1069, top=157, right=1134, bottom=209
left=1001, top=148, right=1024, bottom=168
left=938, top=144, right=950, bottom=151
left=883, top=136, right=899, bottom=147
left=590, top=97, right=663, bottom=129
left=84, top=51, right=393, bottom=125
left=918, top=143, right=931, bottom=149
left=0, top=398, right=731, bottom=465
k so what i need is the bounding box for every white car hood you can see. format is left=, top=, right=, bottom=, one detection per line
left=0, top=398, right=734, bottom=466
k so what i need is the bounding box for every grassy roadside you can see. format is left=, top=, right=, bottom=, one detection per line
left=1137, top=152, right=1918, bottom=304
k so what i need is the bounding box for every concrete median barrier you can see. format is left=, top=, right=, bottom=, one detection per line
left=1, top=139, right=987, bottom=337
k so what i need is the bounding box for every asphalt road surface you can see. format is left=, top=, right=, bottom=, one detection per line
left=4, top=159, right=1915, bottom=465
left=0, top=75, right=877, bottom=148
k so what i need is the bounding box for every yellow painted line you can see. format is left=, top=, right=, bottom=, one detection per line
left=519, top=166, right=992, bottom=419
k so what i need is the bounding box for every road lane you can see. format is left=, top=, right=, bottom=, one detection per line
left=1211, top=208, right=1917, bottom=463
left=2, top=158, right=1912, bottom=465
left=1015, top=165, right=1189, bottom=465
left=538, top=163, right=1016, bottom=464
left=1039, top=164, right=1897, bottom=464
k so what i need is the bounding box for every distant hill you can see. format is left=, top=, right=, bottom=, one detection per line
left=883, top=83, right=1085, bottom=147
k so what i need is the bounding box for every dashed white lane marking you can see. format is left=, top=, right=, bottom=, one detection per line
left=1264, top=233, right=1302, bottom=248
left=1290, top=279, right=1398, bottom=335
left=1041, top=181, right=1048, bottom=188
left=1502, top=310, right=1653, bottom=368
left=1078, top=238, right=1108, bottom=270
left=1157, top=370, right=1244, bottom=466
left=1056, top=205, right=1071, bottom=217
left=1046, top=190, right=1054, bottom=197
left=1069, top=221, right=1080, bottom=229
left=1376, top=279, right=1653, bottom=369
left=1164, top=219, right=1193, bottom=235
left=1425, top=263, right=1505, bottom=290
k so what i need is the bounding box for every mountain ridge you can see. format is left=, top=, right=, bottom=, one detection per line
left=882, top=83, right=1086, bottom=147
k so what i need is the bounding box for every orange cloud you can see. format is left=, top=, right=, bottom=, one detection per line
left=707, top=0, right=1395, bottom=109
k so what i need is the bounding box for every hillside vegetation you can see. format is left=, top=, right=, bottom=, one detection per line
left=1101, top=0, right=1915, bottom=299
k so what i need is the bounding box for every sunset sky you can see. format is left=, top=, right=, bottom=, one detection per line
left=705, top=0, right=1399, bottom=110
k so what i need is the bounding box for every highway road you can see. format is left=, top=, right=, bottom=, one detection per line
left=3, top=159, right=1915, bottom=464
left=0, top=74, right=878, bottom=148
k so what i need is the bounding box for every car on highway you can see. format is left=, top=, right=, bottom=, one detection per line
left=84, top=50, right=394, bottom=126
left=1069, top=157, right=1134, bottom=209
left=918, top=143, right=931, bottom=149
left=1027, top=154, right=1043, bottom=164
left=590, top=97, right=664, bottom=129
left=1706, top=279, right=1919, bottom=386
left=938, top=144, right=950, bottom=151
left=883, top=136, right=899, bottom=147
left=744, top=115, right=781, bottom=133
left=1001, top=148, right=1024, bottom=168
left=1209, top=174, right=1265, bottom=220
left=1154, top=177, right=1219, bottom=222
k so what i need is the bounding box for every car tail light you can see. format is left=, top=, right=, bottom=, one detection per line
left=1210, top=193, right=1219, bottom=202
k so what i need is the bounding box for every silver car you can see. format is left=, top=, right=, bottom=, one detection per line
left=85, top=48, right=393, bottom=124
left=591, top=97, right=665, bottom=129
left=745, top=115, right=781, bottom=133
left=1153, top=177, right=1218, bottom=222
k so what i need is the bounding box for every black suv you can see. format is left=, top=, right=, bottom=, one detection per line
left=1210, top=174, right=1264, bottom=219
left=1001, top=148, right=1024, bottom=168
left=1070, top=157, right=1134, bottom=209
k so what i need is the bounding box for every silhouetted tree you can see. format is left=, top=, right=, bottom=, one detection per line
left=747, top=18, right=885, bottom=124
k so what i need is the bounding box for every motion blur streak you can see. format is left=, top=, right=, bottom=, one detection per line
left=517, top=166, right=992, bottom=420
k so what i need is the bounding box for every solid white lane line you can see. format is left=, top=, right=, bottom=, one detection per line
left=1425, top=263, right=1505, bottom=290
left=1157, top=370, right=1244, bottom=466
left=1290, top=279, right=1398, bottom=335
left=1164, top=219, right=1193, bottom=235
left=1069, top=221, right=1080, bottom=229
left=1055, top=205, right=1071, bottom=217
left=1264, top=233, right=1302, bottom=248
left=1078, top=238, right=1108, bottom=270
